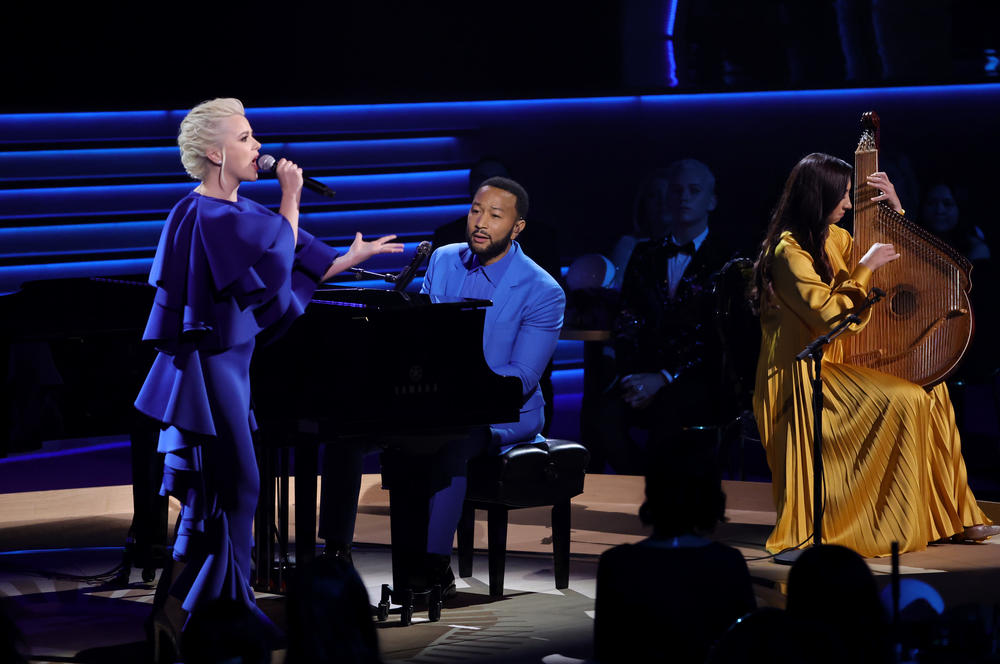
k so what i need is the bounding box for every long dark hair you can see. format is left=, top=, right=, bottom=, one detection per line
left=752, top=153, right=853, bottom=311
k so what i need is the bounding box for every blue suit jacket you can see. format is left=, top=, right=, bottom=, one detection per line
left=421, top=241, right=565, bottom=444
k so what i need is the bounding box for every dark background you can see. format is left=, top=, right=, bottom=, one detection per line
left=6, top=0, right=998, bottom=111
left=8, top=1, right=996, bottom=249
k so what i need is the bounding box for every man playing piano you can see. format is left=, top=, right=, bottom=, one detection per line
left=319, top=176, right=565, bottom=597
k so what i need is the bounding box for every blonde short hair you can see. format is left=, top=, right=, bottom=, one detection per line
left=177, top=98, right=246, bottom=181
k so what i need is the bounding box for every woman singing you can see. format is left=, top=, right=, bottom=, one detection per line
left=751, top=152, right=997, bottom=558
left=134, top=98, right=402, bottom=657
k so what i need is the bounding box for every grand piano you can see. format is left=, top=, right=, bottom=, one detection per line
left=1, top=277, right=521, bottom=596
left=250, top=286, right=522, bottom=596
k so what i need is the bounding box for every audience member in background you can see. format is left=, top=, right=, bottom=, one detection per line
left=180, top=598, right=271, bottom=664
left=285, top=556, right=381, bottom=664
left=564, top=166, right=673, bottom=329
left=608, top=168, right=673, bottom=289
left=708, top=607, right=841, bottom=664
left=919, top=180, right=990, bottom=262
left=918, top=179, right=997, bottom=380
left=597, top=158, right=735, bottom=474
left=593, top=449, right=755, bottom=663
left=785, top=544, right=891, bottom=664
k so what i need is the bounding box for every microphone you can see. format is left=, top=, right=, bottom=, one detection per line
left=257, top=154, right=336, bottom=199
left=392, top=241, right=432, bottom=291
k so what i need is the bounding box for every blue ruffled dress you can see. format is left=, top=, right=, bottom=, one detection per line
left=135, top=191, right=338, bottom=613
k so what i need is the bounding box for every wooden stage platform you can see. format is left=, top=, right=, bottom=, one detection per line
left=1, top=474, right=998, bottom=662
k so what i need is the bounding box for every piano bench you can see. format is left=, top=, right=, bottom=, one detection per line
left=457, top=438, right=589, bottom=597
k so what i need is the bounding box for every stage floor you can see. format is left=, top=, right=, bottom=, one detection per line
left=2, top=474, right=999, bottom=663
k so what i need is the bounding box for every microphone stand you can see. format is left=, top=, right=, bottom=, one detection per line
left=348, top=267, right=398, bottom=282
left=775, top=287, right=885, bottom=565
left=348, top=241, right=432, bottom=291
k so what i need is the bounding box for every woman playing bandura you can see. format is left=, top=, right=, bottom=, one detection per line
left=751, top=152, right=997, bottom=557
left=134, top=98, right=402, bottom=658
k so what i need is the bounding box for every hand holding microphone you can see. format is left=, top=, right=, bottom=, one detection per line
left=258, top=154, right=336, bottom=199
left=272, top=157, right=303, bottom=198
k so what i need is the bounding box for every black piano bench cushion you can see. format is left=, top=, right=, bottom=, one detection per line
left=466, top=438, right=589, bottom=508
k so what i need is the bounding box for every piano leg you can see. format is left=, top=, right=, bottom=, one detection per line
left=277, top=446, right=290, bottom=589
left=388, top=484, right=430, bottom=591
left=251, top=431, right=322, bottom=592
left=124, top=413, right=168, bottom=584
left=253, top=433, right=276, bottom=591
left=294, top=441, right=318, bottom=567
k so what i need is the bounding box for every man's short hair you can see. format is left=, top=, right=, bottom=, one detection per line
left=479, top=176, right=529, bottom=220
left=666, top=158, right=716, bottom=194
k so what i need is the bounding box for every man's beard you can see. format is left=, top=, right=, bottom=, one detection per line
left=466, top=228, right=514, bottom=263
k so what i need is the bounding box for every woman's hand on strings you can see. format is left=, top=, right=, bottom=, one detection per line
left=859, top=242, right=901, bottom=271
left=867, top=171, right=904, bottom=214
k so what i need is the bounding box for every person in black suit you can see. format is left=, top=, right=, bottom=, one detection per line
left=598, top=158, right=736, bottom=474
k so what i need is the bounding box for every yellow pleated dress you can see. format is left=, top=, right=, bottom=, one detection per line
left=753, top=226, right=989, bottom=557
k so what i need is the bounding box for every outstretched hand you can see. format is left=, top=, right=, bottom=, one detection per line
left=347, top=232, right=405, bottom=263
left=322, top=232, right=406, bottom=281
left=867, top=171, right=904, bottom=214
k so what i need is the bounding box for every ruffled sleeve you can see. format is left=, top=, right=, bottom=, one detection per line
left=142, top=193, right=338, bottom=351
left=254, top=227, right=340, bottom=345
left=772, top=229, right=873, bottom=336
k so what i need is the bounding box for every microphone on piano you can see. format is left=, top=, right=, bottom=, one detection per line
left=392, top=241, right=433, bottom=292
left=257, top=154, right=336, bottom=199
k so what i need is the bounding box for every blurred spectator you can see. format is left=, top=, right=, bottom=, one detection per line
left=180, top=598, right=272, bottom=664
left=594, top=449, right=755, bottom=663
left=708, top=607, right=843, bottom=664
left=608, top=168, right=672, bottom=289
left=785, top=545, right=892, bottom=664
left=919, top=181, right=990, bottom=262
left=596, top=158, right=737, bottom=474
left=562, top=166, right=671, bottom=328
left=563, top=254, right=619, bottom=330
left=918, top=179, right=997, bottom=380
left=285, top=555, right=382, bottom=664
